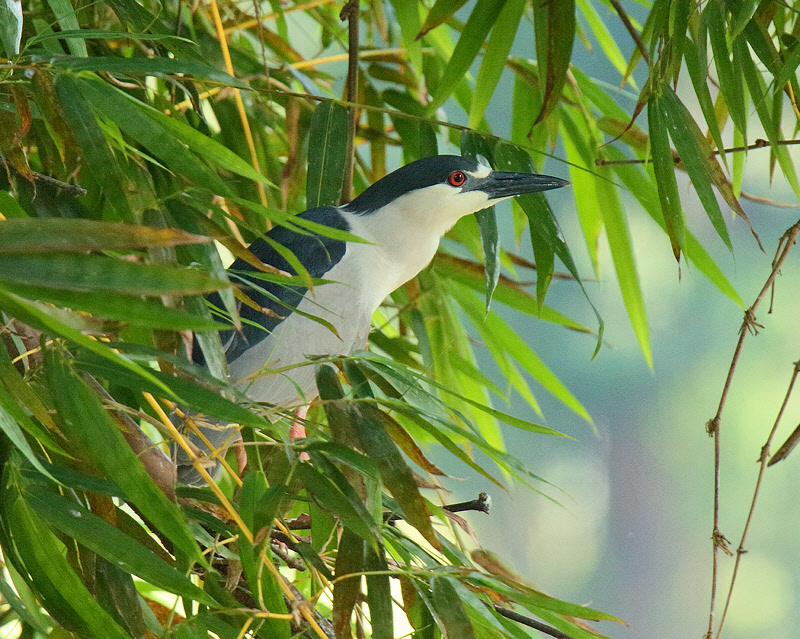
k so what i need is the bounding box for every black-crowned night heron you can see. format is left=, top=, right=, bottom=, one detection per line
left=177, top=154, right=569, bottom=483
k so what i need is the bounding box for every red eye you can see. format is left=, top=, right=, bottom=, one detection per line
left=448, top=171, right=466, bottom=187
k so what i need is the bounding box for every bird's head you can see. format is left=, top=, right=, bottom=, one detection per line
left=343, top=155, right=569, bottom=234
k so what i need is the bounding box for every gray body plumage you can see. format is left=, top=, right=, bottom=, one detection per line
left=178, top=155, right=568, bottom=483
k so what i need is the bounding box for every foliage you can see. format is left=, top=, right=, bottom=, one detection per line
left=0, top=1, right=798, bottom=638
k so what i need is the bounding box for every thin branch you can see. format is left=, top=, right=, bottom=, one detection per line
left=716, top=359, right=800, bottom=639
left=0, top=157, right=87, bottom=196
left=384, top=493, right=492, bottom=522
left=340, top=0, right=360, bottom=203
left=705, top=219, right=800, bottom=638
left=596, top=138, right=800, bottom=167
left=493, top=605, right=575, bottom=639
left=608, top=0, right=649, bottom=64
left=442, top=492, right=491, bottom=515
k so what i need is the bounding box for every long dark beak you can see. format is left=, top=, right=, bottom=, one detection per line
left=479, top=171, right=570, bottom=199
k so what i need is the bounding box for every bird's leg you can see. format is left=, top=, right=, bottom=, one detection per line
left=290, top=404, right=310, bottom=460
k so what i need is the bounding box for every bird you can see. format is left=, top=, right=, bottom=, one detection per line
left=176, top=154, right=569, bottom=484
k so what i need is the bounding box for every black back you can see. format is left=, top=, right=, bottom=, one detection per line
left=194, top=206, right=349, bottom=366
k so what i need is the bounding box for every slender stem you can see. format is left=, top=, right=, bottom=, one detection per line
left=608, top=0, right=649, bottom=63
left=596, top=138, right=800, bottom=166
left=340, top=0, right=360, bottom=203
left=705, top=219, right=800, bottom=637
left=0, top=157, right=87, bottom=196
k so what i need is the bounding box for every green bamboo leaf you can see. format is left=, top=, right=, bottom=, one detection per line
left=307, top=101, right=350, bottom=208
left=53, top=55, right=246, bottom=87
left=236, top=476, right=291, bottom=638
left=451, top=281, right=592, bottom=423
left=76, top=77, right=230, bottom=195
left=73, top=351, right=266, bottom=427
left=0, top=0, right=22, bottom=56
left=26, top=490, right=216, bottom=605
left=27, top=28, right=193, bottom=47
left=54, top=74, right=133, bottom=222
left=349, top=403, right=440, bottom=549
left=492, top=142, right=590, bottom=326
left=77, top=77, right=271, bottom=187
left=606, top=146, right=743, bottom=308
left=647, top=92, right=685, bottom=260
left=6, top=285, right=221, bottom=331
left=427, top=0, right=506, bottom=113
left=0, top=253, right=228, bottom=295
left=532, top=0, right=575, bottom=123
left=432, top=576, right=477, bottom=639
left=43, top=348, right=204, bottom=564
left=594, top=165, right=652, bottom=366
left=294, top=461, right=379, bottom=547
left=389, top=0, right=423, bottom=73
left=735, top=36, right=800, bottom=200
left=0, top=569, right=51, bottom=635
left=468, top=0, right=526, bottom=128
left=432, top=256, right=592, bottom=332
left=660, top=85, right=732, bottom=251
left=460, top=133, right=500, bottom=312
left=704, top=3, right=747, bottom=137
left=332, top=528, right=365, bottom=638
left=0, top=390, right=56, bottom=481
left=575, top=0, right=632, bottom=87
left=45, top=0, right=86, bottom=56
left=0, top=288, right=172, bottom=395
left=6, top=496, right=131, bottom=639
left=560, top=112, right=602, bottom=275
left=0, top=219, right=209, bottom=253
left=684, top=38, right=726, bottom=163
left=418, top=0, right=468, bottom=38
left=365, top=546, right=393, bottom=639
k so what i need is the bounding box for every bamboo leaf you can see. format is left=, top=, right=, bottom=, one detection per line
left=647, top=91, right=685, bottom=260
left=432, top=576, right=476, bottom=639
left=704, top=3, right=747, bottom=138
left=594, top=165, right=652, bottom=366
left=307, top=101, right=350, bottom=208
left=25, top=490, right=216, bottom=605
left=43, top=348, right=204, bottom=564
left=418, top=0, right=468, bottom=39
left=45, top=0, right=86, bottom=56
left=5, top=496, right=131, bottom=639
left=0, top=253, right=228, bottom=296
left=365, top=546, right=393, bottom=639
left=0, top=219, right=209, bottom=253
left=660, top=84, right=732, bottom=251
left=427, top=0, right=506, bottom=113
left=53, top=55, right=246, bottom=87
left=468, top=0, right=526, bottom=128
left=532, top=0, right=575, bottom=123
left=54, top=74, right=133, bottom=222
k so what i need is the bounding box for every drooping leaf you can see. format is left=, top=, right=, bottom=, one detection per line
left=426, top=0, right=506, bottom=113
left=532, top=0, right=575, bottom=123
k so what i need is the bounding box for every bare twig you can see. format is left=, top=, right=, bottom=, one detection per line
left=442, top=492, right=491, bottom=515
left=0, top=157, right=87, bottom=196
left=340, top=0, right=360, bottom=203
left=493, top=605, right=575, bottom=639
left=705, top=219, right=800, bottom=638
left=596, top=138, right=800, bottom=167
left=716, top=359, right=800, bottom=639
left=608, top=0, right=649, bottom=64
left=384, top=492, right=492, bottom=522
